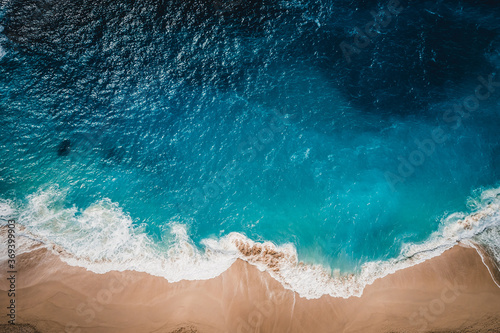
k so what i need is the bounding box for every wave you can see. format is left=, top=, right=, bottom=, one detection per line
left=1, top=185, right=500, bottom=299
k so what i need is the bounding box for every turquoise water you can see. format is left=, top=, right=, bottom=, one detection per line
left=1, top=0, right=500, bottom=296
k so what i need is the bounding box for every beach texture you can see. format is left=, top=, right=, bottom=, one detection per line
left=1, top=243, right=499, bottom=333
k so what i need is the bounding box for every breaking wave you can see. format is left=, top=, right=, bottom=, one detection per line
left=1, top=185, right=500, bottom=299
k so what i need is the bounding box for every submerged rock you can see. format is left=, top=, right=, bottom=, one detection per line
left=57, top=139, right=71, bottom=156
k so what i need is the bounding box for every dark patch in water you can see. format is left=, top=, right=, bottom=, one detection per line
left=309, top=1, right=498, bottom=115
left=57, top=139, right=71, bottom=156
left=103, top=147, right=125, bottom=164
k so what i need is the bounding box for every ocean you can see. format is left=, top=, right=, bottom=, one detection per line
left=0, top=0, right=499, bottom=298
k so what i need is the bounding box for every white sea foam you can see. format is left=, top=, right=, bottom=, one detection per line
left=1, top=186, right=499, bottom=299
left=0, top=199, right=15, bottom=219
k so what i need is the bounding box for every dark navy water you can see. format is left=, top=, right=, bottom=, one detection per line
left=1, top=0, right=500, bottom=290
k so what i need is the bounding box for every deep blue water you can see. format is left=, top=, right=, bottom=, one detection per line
left=1, top=0, right=500, bottom=277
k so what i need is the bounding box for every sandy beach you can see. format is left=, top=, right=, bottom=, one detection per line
left=3, top=0, right=500, bottom=331
left=0, top=241, right=499, bottom=333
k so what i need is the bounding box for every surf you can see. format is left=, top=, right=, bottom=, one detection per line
left=1, top=185, right=499, bottom=299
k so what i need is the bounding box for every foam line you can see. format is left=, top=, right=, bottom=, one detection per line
left=1, top=186, right=499, bottom=299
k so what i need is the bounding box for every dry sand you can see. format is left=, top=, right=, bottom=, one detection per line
left=1, top=243, right=500, bottom=333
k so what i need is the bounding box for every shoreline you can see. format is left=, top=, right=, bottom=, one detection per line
left=1, top=241, right=500, bottom=332
left=2, top=187, right=499, bottom=300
